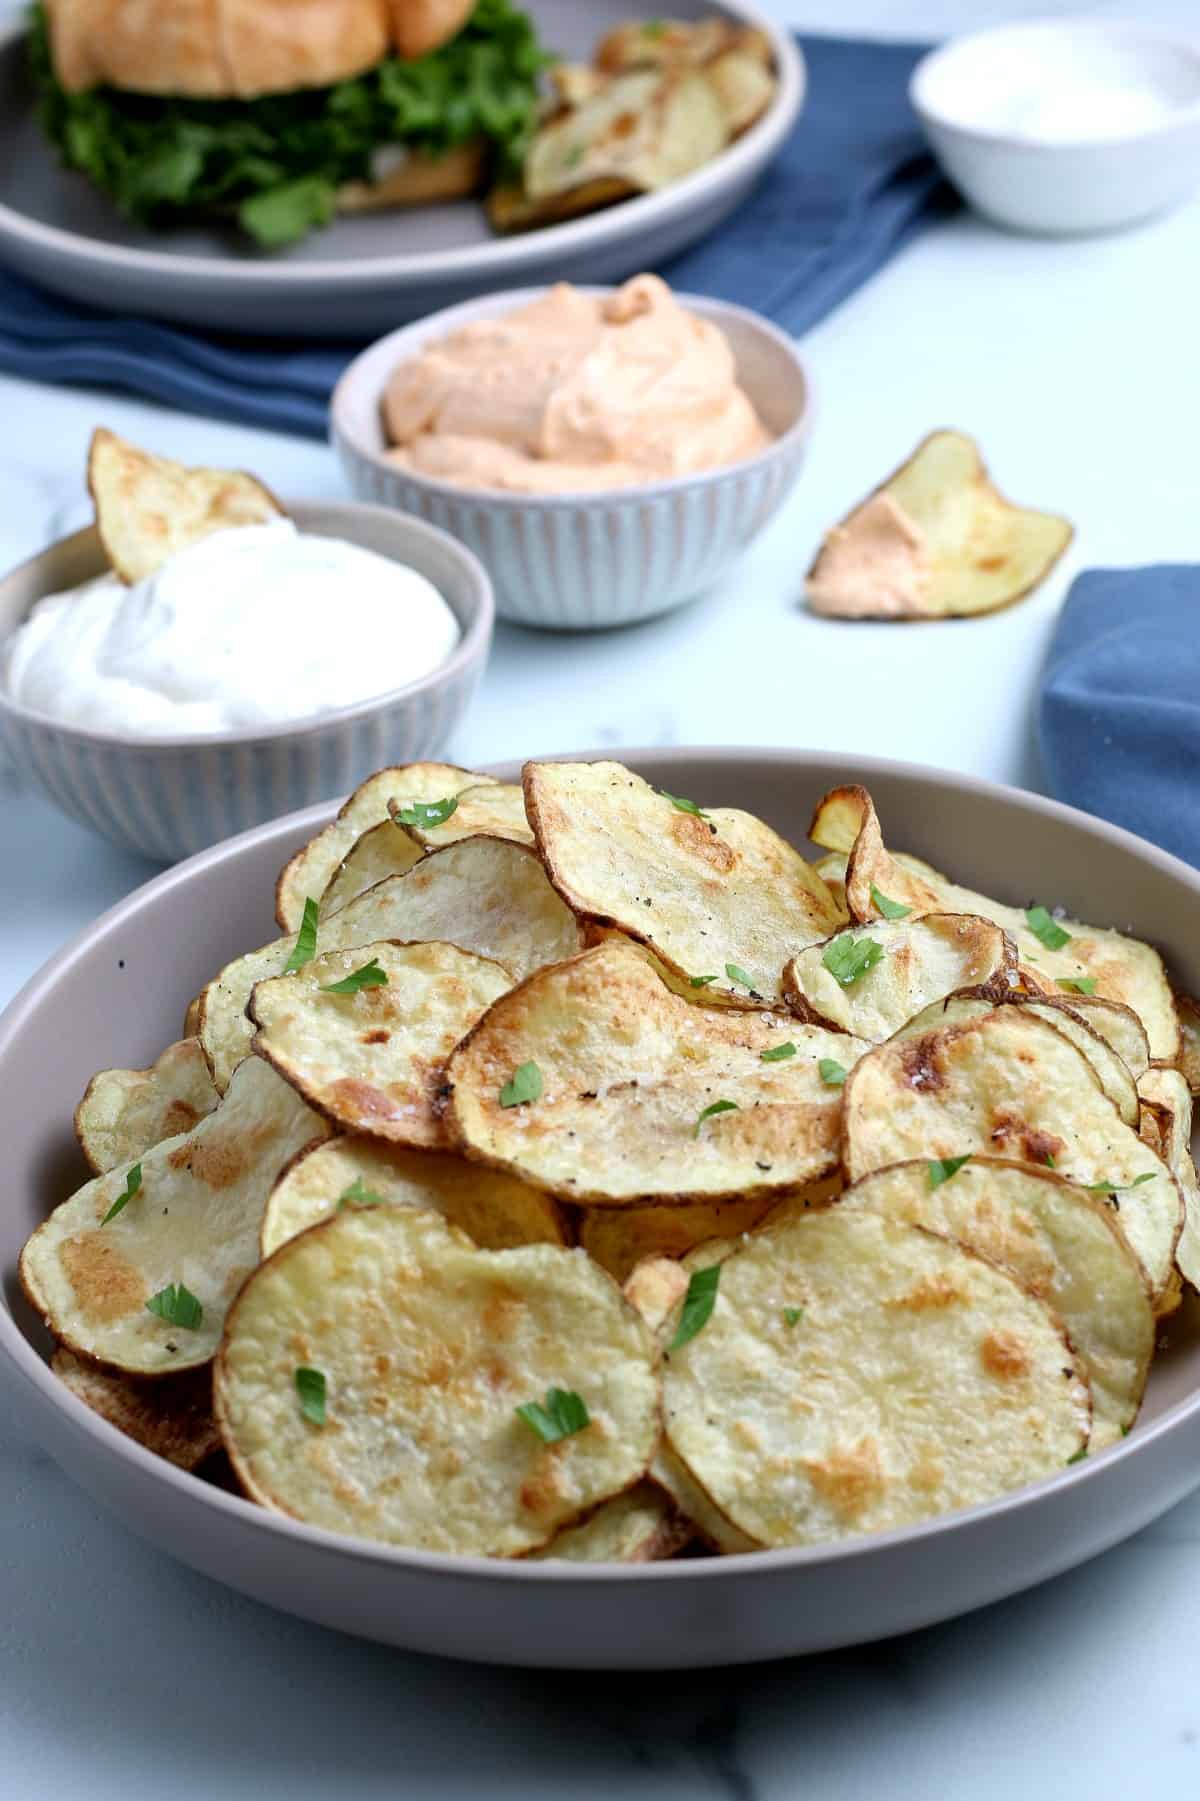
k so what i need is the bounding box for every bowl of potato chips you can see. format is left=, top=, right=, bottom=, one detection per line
left=4, top=747, right=1200, bottom=1668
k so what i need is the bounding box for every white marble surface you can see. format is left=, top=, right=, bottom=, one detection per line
left=4, top=0, right=1200, bottom=1793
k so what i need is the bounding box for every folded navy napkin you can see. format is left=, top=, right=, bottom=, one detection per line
left=0, top=33, right=953, bottom=440
left=1039, top=566, right=1200, bottom=868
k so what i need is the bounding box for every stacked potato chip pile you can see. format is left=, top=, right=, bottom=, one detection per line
left=20, top=762, right=1200, bottom=1561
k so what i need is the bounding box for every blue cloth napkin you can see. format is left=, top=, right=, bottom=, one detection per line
left=0, top=32, right=953, bottom=440
left=1039, top=566, right=1200, bottom=868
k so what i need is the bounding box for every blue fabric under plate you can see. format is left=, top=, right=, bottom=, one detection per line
left=0, top=33, right=953, bottom=439
left=1039, top=565, right=1200, bottom=868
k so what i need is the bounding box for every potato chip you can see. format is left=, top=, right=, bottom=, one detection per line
left=809, top=786, right=1178, bottom=1059
left=88, top=428, right=283, bottom=586
left=318, top=820, right=424, bottom=920
left=530, top=1481, right=691, bottom=1562
left=806, top=430, right=1073, bottom=620
left=663, top=1208, right=1090, bottom=1549
left=449, top=939, right=868, bottom=1205
left=649, top=1443, right=756, bottom=1553
left=261, top=1136, right=566, bottom=1259
left=205, top=836, right=581, bottom=1090
left=579, top=1196, right=775, bottom=1282
left=891, top=990, right=1141, bottom=1128
left=706, top=47, right=776, bottom=134
left=841, top=1159, right=1153, bottom=1445
left=182, top=990, right=204, bottom=1040
left=75, top=1038, right=220, bottom=1175
left=784, top=914, right=1016, bottom=1043
left=275, top=763, right=491, bottom=932
left=525, top=68, right=727, bottom=202
left=51, top=1347, right=221, bottom=1471
left=1137, top=1068, right=1200, bottom=1293
left=594, top=18, right=736, bottom=71
left=251, top=940, right=510, bottom=1149
left=525, top=760, right=844, bottom=1006
left=215, top=1206, right=660, bottom=1556
left=390, top=782, right=533, bottom=853
left=21, top=1058, right=327, bottom=1375
left=843, top=1006, right=1182, bottom=1300
left=1174, top=991, right=1200, bottom=1095
left=623, top=1256, right=691, bottom=1336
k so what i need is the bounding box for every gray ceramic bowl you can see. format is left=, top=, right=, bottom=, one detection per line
left=0, top=502, right=493, bottom=863
left=3, top=747, right=1200, bottom=1669
left=332, top=288, right=813, bottom=629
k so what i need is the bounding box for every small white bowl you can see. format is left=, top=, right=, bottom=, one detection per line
left=0, top=502, right=493, bottom=863
left=911, top=20, right=1200, bottom=236
left=332, top=287, right=812, bottom=632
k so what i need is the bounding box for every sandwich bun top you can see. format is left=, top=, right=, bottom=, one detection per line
left=46, top=0, right=480, bottom=99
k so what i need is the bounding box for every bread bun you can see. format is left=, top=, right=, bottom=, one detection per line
left=46, top=0, right=479, bottom=98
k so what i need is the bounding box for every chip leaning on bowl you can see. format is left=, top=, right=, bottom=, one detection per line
left=18, top=755, right=1200, bottom=1564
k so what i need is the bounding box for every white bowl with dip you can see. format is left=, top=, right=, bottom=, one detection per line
left=911, top=21, right=1200, bottom=236
left=0, top=502, right=493, bottom=862
left=332, top=279, right=812, bottom=631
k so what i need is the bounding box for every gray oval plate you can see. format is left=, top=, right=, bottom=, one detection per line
left=0, top=2, right=804, bottom=336
left=3, top=747, right=1200, bottom=1669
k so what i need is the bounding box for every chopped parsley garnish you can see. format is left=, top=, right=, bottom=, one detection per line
left=659, top=789, right=709, bottom=820
left=761, top=1042, right=797, bottom=1063
left=1067, top=1447, right=1087, bottom=1465
left=394, top=795, right=459, bottom=829
left=515, top=1387, right=589, bottom=1443
left=822, top=933, right=884, bottom=986
left=295, top=1367, right=327, bottom=1426
left=695, top=1099, right=739, bottom=1138
left=1045, top=1152, right=1056, bottom=1168
left=725, top=962, right=760, bottom=993
left=1058, top=977, right=1097, bottom=995
left=1025, top=905, right=1072, bottom=951
left=782, top=1306, right=804, bottom=1327
left=928, top=1154, right=971, bottom=1188
left=818, top=1058, right=848, bottom=1087
left=870, top=885, right=911, bottom=921
left=339, top=1177, right=384, bottom=1209
left=321, top=956, right=388, bottom=995
left=499, top=1061, right=542, bottom=1108
left=670, top=1264, right=721, bottom=1351
left=284, top=896, right=319, bottom=973
left=642, top=17, right=668, bottom=35
left=101, top=1162, right=141, bottom=1226
left=1085, top=1172, right=1155, bottom=1194
left=690, top=974, right=719, bottom=988
left=145, top=1283, right=203, bottom=1330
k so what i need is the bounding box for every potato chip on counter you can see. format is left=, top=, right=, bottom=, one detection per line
left=20, top=755, right=1200, bottom=1563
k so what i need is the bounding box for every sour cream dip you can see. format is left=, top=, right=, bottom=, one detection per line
left=3, top=518, right=460, bottom=737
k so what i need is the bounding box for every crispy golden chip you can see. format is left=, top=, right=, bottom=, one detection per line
left=580, top=1196, right=775, bottom=1282
left=486, top=175, right=637, bottom=234
left=390, top=782, right=533, bottom=853
left=88, top=428, right=283, bottom=586
left=525, top=760, right=844, bottom=1006
left=182, top=989, right=204, bottom=1039
left=251, top=940, right=510, bottom=1149
left=623, top=1256, right=691, bottom=1335
left=21, top=1058, right=327, bottom=1376
left=806, top=430, right=1073, bottom=621
left=317, top=819, right=423, bottom=920
left=892, top=990, right=1141, bottom=1128
left=530, top=1481, right=691, bottom=1562
left=843, top=1007, right=1182, bottom=1301
left=205, top=836, right=581, bottom=1091
left=274, top=763, right=491, bottom=932
left=594, top=17, right=737, bottom=71
left=663, top=1207, right=1091, bottom=1548
left=261, top=1136, right=566, bottom=1259
left=51, top=1347, right=221, bottom=1471
left=75, top=1038, right=220, bottom=1175
left=841, top=1159, right=1153, bottom=1445
left=215, top=1206, right=660, bottom=1556
left=525, top=67, right=728, bottom=202
left=809, top=786, right=1178, bottom=1059
left=1137, top=1068, right=1200, bottom=1293
left=1174, top=992, right=1200, bottom=1094
left=706, top=47, right=776, bottom=134
left=448, top=939, right=868, bottom=1206
left=783, top=914, right=1016, bottom=1043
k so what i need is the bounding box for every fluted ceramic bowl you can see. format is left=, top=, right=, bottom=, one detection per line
left=0, top=502, right=493, bottom=863
left=332, top=287, right=812, bottom=631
